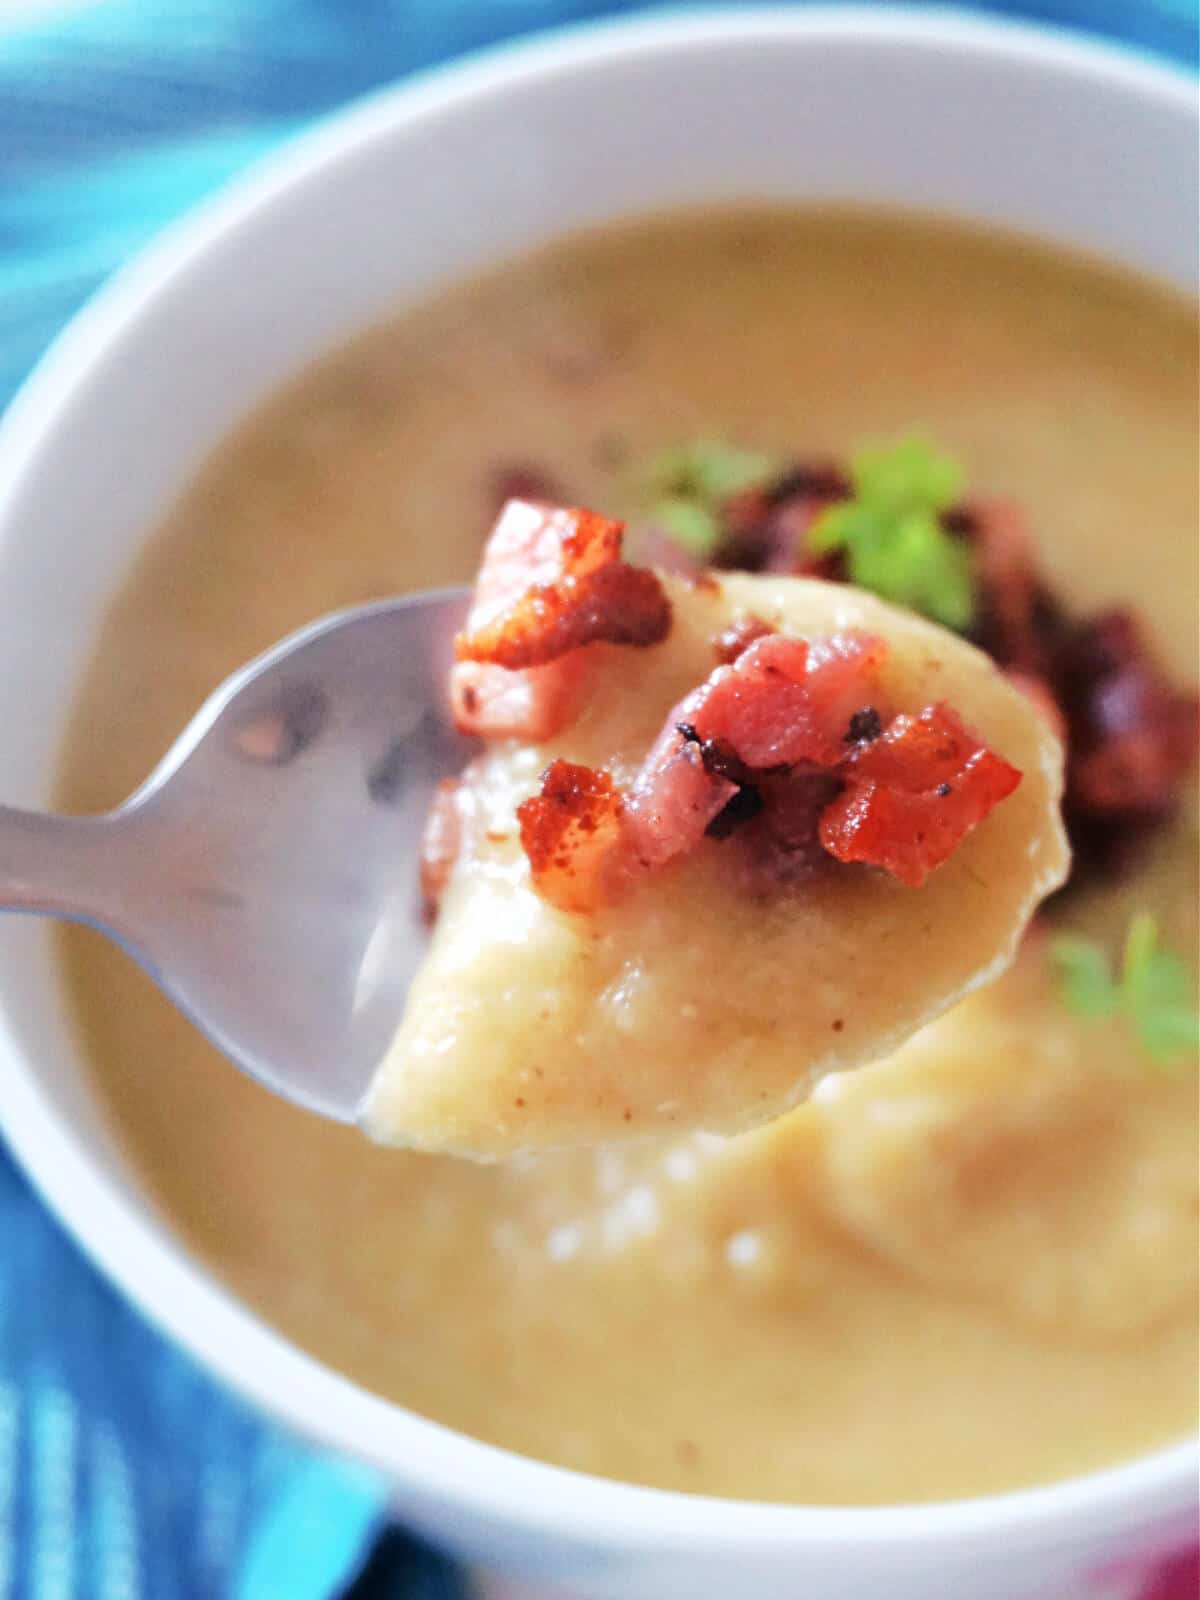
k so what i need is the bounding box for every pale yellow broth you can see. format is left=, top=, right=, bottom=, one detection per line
left=56, top=207, right=1199, bottom=1504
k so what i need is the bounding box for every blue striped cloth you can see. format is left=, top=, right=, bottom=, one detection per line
left=0, top=3, right=1196, bottom=1597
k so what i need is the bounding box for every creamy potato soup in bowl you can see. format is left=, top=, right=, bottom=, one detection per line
left=0, top=12, right=1195, bottom=1600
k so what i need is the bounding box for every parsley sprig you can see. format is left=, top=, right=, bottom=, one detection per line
left=1052, top=913, right=1200, bottom=1068
left=808, top=436, right=976, bottom=630
left=635, top=438, right=778, bottom=558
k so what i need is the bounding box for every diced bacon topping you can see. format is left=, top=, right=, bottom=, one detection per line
left=681, top=632, right=889, bottom=771
left=454, top=502, right=670, bottom=670
left=819, top=705, right=1022, bottom=886
left=508, top=625, right=1022, bottom=912
left=516, top=760, right=626, bottom=914
left=451, top=501, right=671, bottom=741
left=622, top=715, right=737, bottom=870
left=456, top=559, right=671, bottom=670
left=1056, top=611, right=1199, bottom=823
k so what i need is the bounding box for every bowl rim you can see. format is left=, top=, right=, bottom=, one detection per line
left=0, top=3, right=1195, bottom=1557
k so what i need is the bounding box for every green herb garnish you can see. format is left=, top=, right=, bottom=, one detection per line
left=1052, top=913, right=1200, bottom=1068
left=808, top=435, right=976, bottom=630
left=635, top=438, right=778, bottom=558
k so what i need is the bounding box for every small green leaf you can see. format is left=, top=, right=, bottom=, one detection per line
left=807, top=500, right=870, bottom=555
left=1051, top=935, right=1120, bottom=1019
left=1052, top=914, right=1199, bottom=1070
left=853, top=436, right=964, bottom=517
left=807, top=435, right=977, bottom=630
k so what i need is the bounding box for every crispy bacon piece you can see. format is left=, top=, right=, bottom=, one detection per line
left=455, top=503, right=670, bottom=670
left=819, top=704, right=1022, bottom=886
left=683, top=632, right=888, bottom=771
left=452, top=501, right=671, bottom=742
left=1058, top=611, right=1198, bottom=818
left=510, top=634, right=1021, bottom=910
left=960, top=499, right=1065, bottom=678
left=517, top=760, right=626, bottom=914
left=420, top=777, right=463, bottom=919
left=456, top=561, right=671, bottom=670
left=622, top=716, right=736, bottom=869
left=1053, top=610, right=1199, bottom=873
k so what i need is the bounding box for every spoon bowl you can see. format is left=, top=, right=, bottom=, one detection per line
left=0, top=587, right=471, bottom=1120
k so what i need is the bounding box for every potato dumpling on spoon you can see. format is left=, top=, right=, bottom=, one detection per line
left=366, top=501, right=1070, bottom=1157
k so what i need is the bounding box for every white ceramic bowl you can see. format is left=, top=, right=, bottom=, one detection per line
left=0, top=11, right=1195, bottom=1599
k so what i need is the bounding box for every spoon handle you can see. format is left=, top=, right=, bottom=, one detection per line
left=0, top=805, right=130, bottom=929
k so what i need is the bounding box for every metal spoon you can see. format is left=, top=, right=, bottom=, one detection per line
left=0, top=588, right=472, bottom=1122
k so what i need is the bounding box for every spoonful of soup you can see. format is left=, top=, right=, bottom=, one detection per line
left=0, top=499, right=1069, bottom=1146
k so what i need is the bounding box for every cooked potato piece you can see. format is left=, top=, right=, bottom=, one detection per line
left=365, top=573, right=1070, bottom=1155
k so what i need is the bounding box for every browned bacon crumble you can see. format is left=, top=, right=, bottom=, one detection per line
left=516, top=759, right=625, bottom=914
left=512, top=629, right=1021, bottom=914
left=1055, top=610, right=1200, bottom=875
left=455, top=506, right=671, bottom=670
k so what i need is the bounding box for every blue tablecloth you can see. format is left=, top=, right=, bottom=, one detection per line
left=0, top=3, right=1195, bottom=1596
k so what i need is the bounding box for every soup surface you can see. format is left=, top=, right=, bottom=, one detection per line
left=57, top=207, right=1198, bottom=1504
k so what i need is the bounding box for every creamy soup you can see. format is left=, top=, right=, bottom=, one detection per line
left=57, top=207, right=1198, bottom=1505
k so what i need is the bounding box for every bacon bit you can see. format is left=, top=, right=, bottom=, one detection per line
left=1058, top=611, right=1198, bottom=817
left=509, top=636, right=1021, bottom=908
left=714, top=613, right=776, bottom=664
left=451, top=501, right=671, bottom=740
left=687, top=632, right=888, bottom=771
left=819, top=704, right=1022, bottom=885
left=420, top=778, right=463, bottom=918
left=517, top=760, right=626, bottom=914
left=456, top=560, right=671, bottom=669
left=956, top=500, right=1066, bottom=678
left=1054, top=610, right=1199, bottom=872
left=455, top=503, right=670, bottom=669
left=623, top=717, right=736, bottom=869
left=621, top=631, right=890, bottom=885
